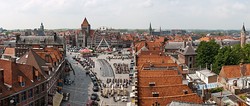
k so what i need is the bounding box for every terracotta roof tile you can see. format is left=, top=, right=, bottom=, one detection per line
left=139, top=93, right=203, bottom=105
left=139, top=84, right=192, bottom=97
left=139, top=70, right=178, bottom=76
left=0, top=59, right=46, bottom=99
left=219, top=65, right=241, bottom=79
left=3, top=47, right=15, bottom=57
left=138, top=75, right=182, bottom=86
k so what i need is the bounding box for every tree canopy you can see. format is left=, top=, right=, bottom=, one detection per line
left=212, top=44, right=250, bottom=74
left=196, top=40, right=220, bottom=68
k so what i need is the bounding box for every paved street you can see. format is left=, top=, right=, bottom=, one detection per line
left=91, top=54, right=132, bottom=106
left=61, top=52, right=92, bottom=106
left=98, top=59, right=114, bottom=77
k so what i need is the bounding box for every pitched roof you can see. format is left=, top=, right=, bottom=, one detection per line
left=17, top=49, right=49, bottom=78
left=165, top=42, right=183, bottom=50
left=138, top=76, right=182, bottom=86
left=139, top=70, right=178, bottom=76
left=139, top=93, right=203, bottom=105
left=139, top=84, right=192, bottom=97
left=219, top=64, right=250, bottom=79
left=16, top=35, right=64, bottom=45
left=3, top=47, right=15, bottom=57
left=177, top=42, right=196, bottom=55
left=0, top=59, right=45, bottom=98
left=81, top=17, right=90, bottom=26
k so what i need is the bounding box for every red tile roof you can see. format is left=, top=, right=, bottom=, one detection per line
left=135, top=39, right=203, bottom=105
left=3, top=47, right=15, bottom=57
left=139, top=70, right=178, bottom=76
left=139, top=93, right=203, bottom=105
left=138, top=84, right=192, bottom=97
left=0, top=59, right=45, bottom=98
left=219, top=64, right=250, bottom=79
left=138, top=76, right=182, bottom=87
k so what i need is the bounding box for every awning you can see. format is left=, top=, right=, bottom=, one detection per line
left=53, top=92, right=63, bottom=106
left=197, top=83, right=219, bottom=90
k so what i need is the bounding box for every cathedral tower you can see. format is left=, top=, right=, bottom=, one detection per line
left=149, top=22, right=152, bottom=35
left=241, top=24, right=246, bottom=48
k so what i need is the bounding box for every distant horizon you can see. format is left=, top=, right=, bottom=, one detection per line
left=0, top=0, right=250, bottom=30
left=3, top=27, right=248, bottom=31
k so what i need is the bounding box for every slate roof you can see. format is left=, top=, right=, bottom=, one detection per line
left=178, top=42, right=196, bottom=55
left=16, top=35, right=64, bottom=45
left=165, top=42, right=183, bottom=50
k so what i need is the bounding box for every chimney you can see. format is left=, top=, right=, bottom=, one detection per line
left=0, top=69, right=3, bottom=83
left=240, top=63, right=245, bottom=77
left=15, top=34, right=20, bottom=43
left=54, top=32, right=57, bottom=41
left=10, top=58, right=16, bottom=63
left=18, top=76, right=23, bottom=82
left=3, top=62, right=13, bottom=87
left=35, top=70, right=39, bottom=77
left=184, top=40, right=186, bottom=48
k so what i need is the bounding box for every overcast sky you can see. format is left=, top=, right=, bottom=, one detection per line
left=0, top=0, right=249, bottom=30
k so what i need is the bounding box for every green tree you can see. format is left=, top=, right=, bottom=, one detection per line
left=243, top=44, right=250, bottom=63
left=213, top=44, right=244, bottom=74
left=196, top=40, right=220, bottom=68
left=212, top=46, right=229, bottom=74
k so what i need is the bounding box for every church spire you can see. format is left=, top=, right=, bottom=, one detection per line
left=149, top=22, right=152, bottom=35
left=40, top=22, right=44, bottom=31
left=241, top=23, right=247, bottom=48
left=160, top=26, right=162, bottom=35
left=242, top=23, right=246, bottom=33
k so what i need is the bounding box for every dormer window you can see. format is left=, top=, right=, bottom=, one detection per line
left=149, top=82, right=156, bottom=86
left=152, top=92, right=159, bottom=97
left=20, top=82, right=25, bottom=87
left=37, top=76, right=41, bottom=81
left=18, top=76, right=25, bottom=87
left=35, top=71, right=40, bottom=81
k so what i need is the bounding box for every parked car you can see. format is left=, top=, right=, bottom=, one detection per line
left=93, top=81, right=98, bottom=86
left=86, top=100, right=98, bottom=106
left=92, top=86, right=99, bottom=92
left=85, top=71, right=90, bottom=75
left=91, top=93, right=100, bottom=101
left=121, top=96, right=128, bottom=102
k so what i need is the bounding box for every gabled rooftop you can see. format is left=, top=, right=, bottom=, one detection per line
left=138, top=76, right=182, bottom=87
left=219, top=64, right=250, bottom=79
left=139, top=84, right=192, bottom=97
left=81, top=17, right=90, bottom=27
left=139, top=93, right=203, bottom=105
